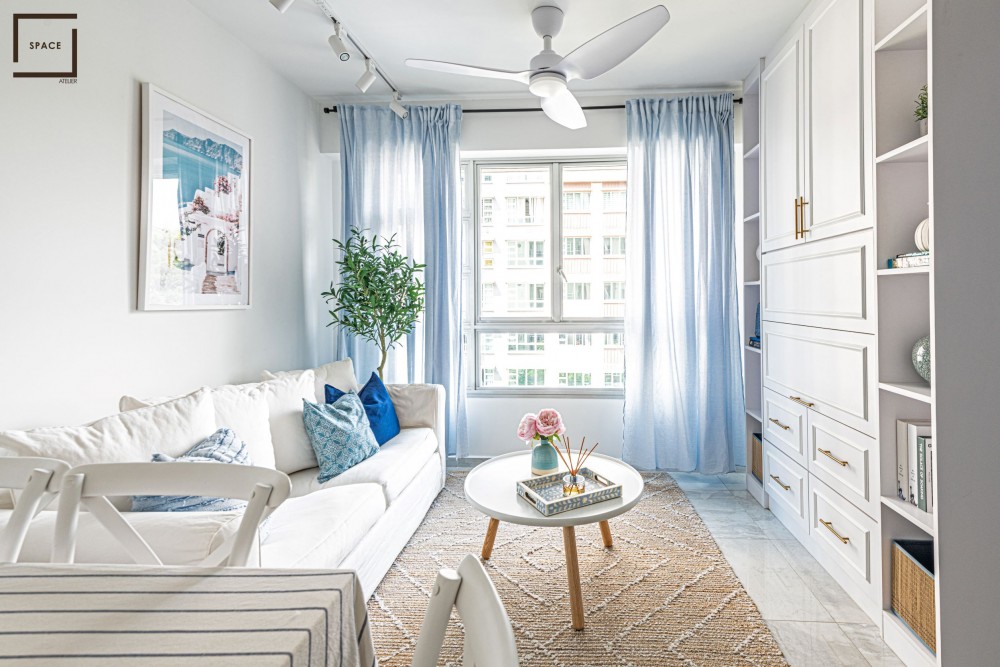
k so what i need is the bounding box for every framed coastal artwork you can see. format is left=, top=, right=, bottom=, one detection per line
left=139, top=83, right=251, bottom=310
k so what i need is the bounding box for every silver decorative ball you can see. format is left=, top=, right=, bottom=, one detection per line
left=911, top=335, right=931, bottom=382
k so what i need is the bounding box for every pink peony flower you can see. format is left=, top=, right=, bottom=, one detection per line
left=516, top=413, right=538, bottom=441
left=535, top=408, right=564, bottom=438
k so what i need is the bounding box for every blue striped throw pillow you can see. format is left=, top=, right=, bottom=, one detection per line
left=131, top=428, right=253, bottom=512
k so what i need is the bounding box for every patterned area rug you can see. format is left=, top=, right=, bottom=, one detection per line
left=368, top=471, right=788, bottom=666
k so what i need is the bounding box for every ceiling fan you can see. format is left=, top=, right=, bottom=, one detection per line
left=405, top=5, right=670, bottom=130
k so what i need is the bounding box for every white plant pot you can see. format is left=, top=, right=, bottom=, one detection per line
left=918, top=118, right=928, bottom=137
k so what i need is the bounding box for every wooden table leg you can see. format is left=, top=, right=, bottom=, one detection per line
left=481, top=517, right=500, bottom=560
left=599, top=520, right=614, bottom=548
left=562, top=526, right=585, bottom=630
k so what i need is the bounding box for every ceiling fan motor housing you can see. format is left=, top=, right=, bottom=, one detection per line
left=529, top=71, right=567, bottom=98
left=531, top=5, right=564, bottom=38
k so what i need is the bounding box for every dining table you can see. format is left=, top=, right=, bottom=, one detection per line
left=0, top=563, right=376, bottom=666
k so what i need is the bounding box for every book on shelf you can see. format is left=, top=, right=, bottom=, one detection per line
left=747, top=336, right=761, bottom=349
left=896, top=419, right=931, bottom=505
left=916, top=436, right=931, bottom=511
left=887, top=251, right=930, bottom=269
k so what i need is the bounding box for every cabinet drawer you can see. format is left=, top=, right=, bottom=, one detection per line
left=764, top=442, right=809, bottom=537
left=761, top=230, right=875, bottom=333
left=808, top=410, right=878, bottom=519
left=809, top=476, right=878, bottom=590
left=762, top=321, right=877, bottom=436
left=763, top=388, right=808, bottom=467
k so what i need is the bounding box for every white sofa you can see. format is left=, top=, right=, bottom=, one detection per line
left=0, top=371, right=447, bottom=598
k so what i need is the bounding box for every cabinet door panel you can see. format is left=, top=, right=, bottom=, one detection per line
left=808, top=410, right=878, bottom=519
left=761, top=34, right=803, bottom=253
left=809, top=475, right=878, bottom=588
left=762, top=321, right=877, bottom=436
left=762, top=230, right=875, bottom=333
left=804, top=0, right=872, bottom=240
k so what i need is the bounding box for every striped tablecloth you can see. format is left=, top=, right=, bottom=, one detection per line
left=0, top=564, right=376, bottom=667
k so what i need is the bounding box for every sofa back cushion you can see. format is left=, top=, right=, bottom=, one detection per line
left=261, top=370, right=317, bottom=474
left=262, top=359, right=358, bottom=403
left=0, top=388, right=216, bottom=467
left=120, top=382, right=276, bottom=470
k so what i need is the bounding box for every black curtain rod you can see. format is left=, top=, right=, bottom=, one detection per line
left=322, top=98, right=742, bottom=114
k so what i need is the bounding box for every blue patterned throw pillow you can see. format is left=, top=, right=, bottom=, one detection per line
left=131, top=428, right=252, bottom=512
left=325, top=372, right=400, bottom=446
left=303, top=394, right=379, bottom=483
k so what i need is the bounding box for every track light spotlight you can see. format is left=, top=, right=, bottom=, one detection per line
left=269, top=0, right=295, bottom=12
left=390, top=92, right=408, bottom=120
left=355, top=59, right=377, bottom=93
left=328, top=23, right=350, bottom=61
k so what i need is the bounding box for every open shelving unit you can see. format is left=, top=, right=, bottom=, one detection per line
left=873, top=2, right=936, bottom=664
left=740, top=61, right=766, bottom=509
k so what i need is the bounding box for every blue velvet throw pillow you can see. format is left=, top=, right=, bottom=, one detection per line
left=325, top=372, right=401, bottom=446
left=303, top=394, right=379, bottom=483
left=131, top=428, right=252, bottom=512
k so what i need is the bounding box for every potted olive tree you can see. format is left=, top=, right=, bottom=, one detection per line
left=322, top=227, right=425, bottom=379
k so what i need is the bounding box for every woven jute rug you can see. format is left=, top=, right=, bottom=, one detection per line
left=368, top=471, right=788, bottom=666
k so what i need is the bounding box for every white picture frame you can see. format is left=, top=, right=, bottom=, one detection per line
left=139, top=83, right=252, bottom=310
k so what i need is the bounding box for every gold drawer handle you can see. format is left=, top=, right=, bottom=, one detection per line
left=819, top=518, right=850, bottom=544
left=789, top=395, right=815, bottom=408
left=769, top=474, right=791, bottom=491
left=768, top=417, right=791, bottom=431
left=818, top=448, right=849, bottom=467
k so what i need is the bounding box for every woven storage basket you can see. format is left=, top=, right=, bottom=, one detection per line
left=750, top=432, right=763, bottom=482
left=891, top=539, right=936, bottom=653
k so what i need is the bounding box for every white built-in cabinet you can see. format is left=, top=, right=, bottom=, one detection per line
left=762, top=0, right=873, bottom=253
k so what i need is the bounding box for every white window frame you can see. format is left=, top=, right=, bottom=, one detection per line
left=471, top=158, right=626, bottom=397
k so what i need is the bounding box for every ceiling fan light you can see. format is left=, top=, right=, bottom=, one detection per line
left=528, top=72, right=566, bottom=98
left=328, top=23, right=350, bottom=61
left=269, top=0, right=295, bottom=12
left=356, top=59, right=377, bottom=93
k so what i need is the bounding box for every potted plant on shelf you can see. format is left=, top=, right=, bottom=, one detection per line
left=322, top=227, right=425, bottom=379
left=914, top=84, right=928, bottom=137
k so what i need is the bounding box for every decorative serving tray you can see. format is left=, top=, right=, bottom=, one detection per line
left=516, top=468, right=623, bottom=516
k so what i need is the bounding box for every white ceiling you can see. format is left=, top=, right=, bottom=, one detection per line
left=190, top=0, right=809, bottom=104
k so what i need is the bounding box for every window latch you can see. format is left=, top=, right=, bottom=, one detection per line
left=557, top=266, right=568, bottom=284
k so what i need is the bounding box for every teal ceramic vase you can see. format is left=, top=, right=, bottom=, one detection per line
left=531, top=436, right=559, bottom=476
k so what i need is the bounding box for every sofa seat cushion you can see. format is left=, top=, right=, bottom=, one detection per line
left=259, top=483, right=385, bottom=569
left=7, top=508, right=255, bottom=566
left=287, top=427, right=437, bottom=503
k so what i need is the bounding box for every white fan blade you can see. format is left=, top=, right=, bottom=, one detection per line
left=556, top=5, right=670, bottom=81
left=405, top=59, right=530, bottom=83
left=540, top=89, right=587, bottom=130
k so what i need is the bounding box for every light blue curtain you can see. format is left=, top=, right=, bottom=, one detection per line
left=337, top=104, right=467, bottom=457
left=622, top=94, right=744, bottom=473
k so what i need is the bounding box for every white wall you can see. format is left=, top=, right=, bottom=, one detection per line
left=0, top=0, right=328, bottom=429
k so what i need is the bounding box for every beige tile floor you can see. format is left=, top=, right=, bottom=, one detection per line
left=670, top=470, right=905, bottom=667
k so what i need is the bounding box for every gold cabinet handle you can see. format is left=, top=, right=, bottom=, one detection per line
left=794, top=197, right=801, bottom=239
left=818, top=448, right=849, bottom=467
left=819, top=518, right=850, bottom=544
left=789, top=395, right=815, bottom=408
left=799, top=196, right=809, bottom=236
left=768, top=417, right=791, bottom=431
left=769, top=474, right=791, bottom=491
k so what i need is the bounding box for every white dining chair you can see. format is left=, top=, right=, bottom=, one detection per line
left=0, top=457, right=70, bottom=564
left=51, top=462, right=291, bottom=567
left=412, top=554, right=519, bottom=667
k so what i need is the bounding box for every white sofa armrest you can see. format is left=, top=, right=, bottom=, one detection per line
left=386, top=384, right=446, bottom=473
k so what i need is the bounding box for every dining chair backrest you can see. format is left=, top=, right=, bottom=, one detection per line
left=0, top=457, right=70, bottom=564
left=412, top=554, right=519, bottom=667
left=51, top=462, right=291, bottom=567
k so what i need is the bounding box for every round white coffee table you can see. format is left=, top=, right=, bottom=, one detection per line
left=464, top=451, right=644, bottom=630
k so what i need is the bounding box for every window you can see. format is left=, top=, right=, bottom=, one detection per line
left=604, top=372, right=624, bottom=387
left=565, top=283, right=590, bottom=300
left=509, top=368, right=545, bottom=386
left=605, top=332, right=623, bottom=347
left=604, top=281, right=626, bottom=301
left=563, top=191, right=591, bottom=212
left=559, top=372, right=592, bottom=387
left=507, top=240, right=545, bottom=267
left=474, top=162, right=626, bottom=392
left=559, top=333, right=592, bottom=346
left=603, top=187, right=626, bottom=211
left=603, top=236, right=625, bottom=256
left=508, top=333, right=544, bottom=352
left=563, top=237, right=591, bottom=256
left=507, top=283, right=545, bottom=311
